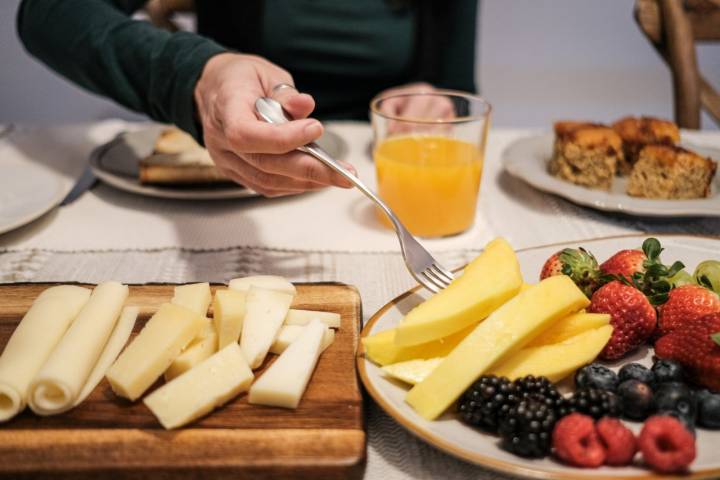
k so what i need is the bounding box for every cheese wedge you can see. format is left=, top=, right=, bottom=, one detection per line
left=229, top=275, right=296, bottom=296
left=171, top=283, right=212, bottom=316
left=240, top=287, right=294, bottom=369
left=394, top=238, right=523, bottom=346
left=164, top=322, right=218, bottom=381
left=284, top=309, right=341, bottom=328
left=527, top=312, right=610, bottom=347
left=0, top=285, right=91, bottom=422
left=106, top=303, right=204, bottom=400
left=144, top=343, right=254, bottom=429
left=249, top=320, right=325, bottom=409
left=405, top=276, right=589, bottom=420
left=213, top=289, right=247, bottom=349
left=270, top=325, right=335, bottom=355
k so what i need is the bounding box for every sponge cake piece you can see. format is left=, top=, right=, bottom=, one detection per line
left=612, top=116, right=680, bottom=174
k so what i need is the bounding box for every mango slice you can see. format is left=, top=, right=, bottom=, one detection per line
left=528, top=312, right=610, bottom=347
left=405, top=276, right=589, bottom=420
left=394, top=238, right=522, bottom=346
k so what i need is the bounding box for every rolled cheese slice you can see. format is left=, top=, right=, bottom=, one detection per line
left=213, top=289, right=247, bottom=349
left=164, top=322, right=218, bottom=381
left=284, top=309, right=341, bottom=328
left=229, top=275, right=296, bottom=296
left=106, top=303, right=204, bottom=401
left=0, top=285, right=91, bottom=422
left=28, top=282, right=129, bottom=416
left=144, top=343, right=254, bottom=429
left=172, top=283, right=212, bottom=316
left=269, top=325, right=335, bottom=355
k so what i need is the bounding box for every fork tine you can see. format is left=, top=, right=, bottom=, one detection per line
left=422, top=269, right=448, bottom=291
left=416, top=272, right=440, bottom=293
left=430, top=264, right=454, bottom=285
left=425, top=267, right=451, bottom=288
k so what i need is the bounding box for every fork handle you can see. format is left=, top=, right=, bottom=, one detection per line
left=300, top=142, right=401, bottom=231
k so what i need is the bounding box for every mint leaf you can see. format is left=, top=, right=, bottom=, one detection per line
left=643, top=238, right=663, bottom=261
left=713, top=332, right=720, bottom=347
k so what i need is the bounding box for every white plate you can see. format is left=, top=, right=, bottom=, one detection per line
left=358, top=234, right=720, bottom=479
left=90, top=125, right=348, bottom=200
left=0, top=164, right=65, bottom=235
left=502, top=134, right=720, bottom=217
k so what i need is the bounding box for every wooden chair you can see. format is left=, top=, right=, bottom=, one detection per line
left=635, top=0, right=720, bottom=128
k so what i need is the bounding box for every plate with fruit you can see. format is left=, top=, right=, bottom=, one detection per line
left=358, top=234, right=720, bottom=478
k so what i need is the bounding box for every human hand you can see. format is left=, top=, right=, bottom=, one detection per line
left=374, top=82, right=455, bottom=121
left=194, top=53, right=356, bottom=197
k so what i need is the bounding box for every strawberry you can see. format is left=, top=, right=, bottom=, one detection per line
left=655, top=312, right=720, bottom=391
left=540, top=248, right=599, bottom=297
left=657, top=284, right=720, bottom=336
left=600, top=249, right=646, bottom=281
left=588, top=281, right=657, bottom=360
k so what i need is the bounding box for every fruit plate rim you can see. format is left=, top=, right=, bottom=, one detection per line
left=357, top=233, right=720, bottom=480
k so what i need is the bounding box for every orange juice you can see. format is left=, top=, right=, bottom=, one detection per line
left=374, top=136, right=483, bottom=237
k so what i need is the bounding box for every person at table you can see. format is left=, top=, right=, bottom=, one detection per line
left=17, top=0, right=477, bottom=197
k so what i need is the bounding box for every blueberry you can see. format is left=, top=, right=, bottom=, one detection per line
left=617, top=380, right=654, bottom=420
left=697, top=389, right=720, bottom=429
left=574, top=363, right=618, bottom=392
left=651, top=359, right=685, bottom=384
left=618, top=363, right=655, bottom=385
left=653, top=382, right=696, bottom=421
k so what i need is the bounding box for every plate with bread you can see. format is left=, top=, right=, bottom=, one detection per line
left=90, top=125, right=347, bottom=200
left=502, top=116, right=720, bottom=217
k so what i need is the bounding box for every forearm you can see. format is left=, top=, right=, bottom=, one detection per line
left=437, top=0, right=477, bottom=93
left=17, top=0, right=226, bottom=140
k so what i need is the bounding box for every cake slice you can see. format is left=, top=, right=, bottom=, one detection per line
left=549, top=121, right=623, bottom=190
left=612, top=116, right=680, bottom=174
left=627, top=144, right=716, bottom=199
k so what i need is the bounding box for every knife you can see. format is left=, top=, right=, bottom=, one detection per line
left=60, top=165, right=98, bottom=206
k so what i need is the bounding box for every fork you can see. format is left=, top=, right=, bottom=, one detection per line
left=255, top=97, right=455, bottom=293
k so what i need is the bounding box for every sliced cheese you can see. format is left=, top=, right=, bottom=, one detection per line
left=144, top=343, right=254, bottom=429
left=0, top=285, right=91, bottom=422
left=248, top=320, right=325, bottom=409
left=164, top=322, right=218, bottom=381
left=405, top=276, right=589, bottom=420
left=29, top=282, right=129, bottom=416
left=270, top=325, right=335, bottom=355
left=229, top=275, right=296, bottom=296
left=213, top=289, right=247, bottom=349
left=240, top=287, right=294, bottom=369
left=106, top=303, right=203, bottom=401
left=171, top=282, right=212, bottom=316
left=284, top=309, right=341, bottom=328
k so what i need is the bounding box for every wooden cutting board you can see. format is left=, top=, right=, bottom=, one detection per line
left=0, top=283, right=365, bottom=480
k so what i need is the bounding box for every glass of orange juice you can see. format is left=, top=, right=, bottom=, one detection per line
left=370, top=90, right=491, bottom=238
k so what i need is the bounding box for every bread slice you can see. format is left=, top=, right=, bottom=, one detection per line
left=139, top=127, right=229, bottom=185
left=612, top=116, right=680, bottom=175
left=549, top=121, right=623, bottom=190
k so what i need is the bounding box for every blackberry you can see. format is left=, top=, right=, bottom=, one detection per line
left=568, top=388, right=622, bottom=419
left=457, top=375, right=520, bottom=433
left=498, top=398, right=558, bottom=458
left=513, top=375, right=570, bottom=415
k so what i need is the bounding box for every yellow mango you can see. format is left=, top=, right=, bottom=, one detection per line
left=382, top=357, right=444, bottom=385
left=528, top=312, right=610, bottom=347
left=362, top=324, right=476, bottom=366
left=405, top=276, right=589, bottom=420
left=395, top=238, right=522, bottom=346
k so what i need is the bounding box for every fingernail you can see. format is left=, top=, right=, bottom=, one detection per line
left=304, top=120, right=322, bottom=137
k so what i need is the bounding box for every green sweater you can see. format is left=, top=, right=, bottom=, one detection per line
left=17, top=0, right=477, bottom=141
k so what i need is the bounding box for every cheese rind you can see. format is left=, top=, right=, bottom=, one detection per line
left=269, top=325, right=334, bottom=355
left=405, top=276, right=589, bottom=420
left=229, top=275, right=296, bottom=296
left=29, top=282, right=129, bottom=415
left=240, top=287, right=294, bottom=369
left=171, top=283, right=212, bottom=316
left=165, top=323, right=218, bottom=381
left=284, top=309, right=341, bottom=328
left=106, top=303, right=203, bottom=401
left=213, top=289, right=247, bottom=349
left=144, top=343, right=254, bottom=429
left=0, top=286, right=91, bottom=422
left=249, top=320, right=325, bottom=409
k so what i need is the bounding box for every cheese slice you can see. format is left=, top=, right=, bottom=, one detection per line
left=270, top=325, right=335, bottom=355
left=0, top=285, right=91, bottom=422
left=249, top=320, right=326, bottom=409
left=213, top=289, right=247, bottom=349
left=106, top=303, right=203, bottom=401
left=29, top=282, right=129, bottom=416
left=240, top=287, right=294, bottom=369
left=229, top=275, right=296, bottom=296
left=171, top=283, right=212, bottom=316
left=164, top=322, right=218, bottom=381
left=284, top=309, right=341, bottom=328
left=405, top=276, right=589, bottom=420
left=144, top=343, right=254, bottom=429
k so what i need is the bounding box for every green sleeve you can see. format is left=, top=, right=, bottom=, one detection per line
left=17, top=0, right=227, bottom=141
left=437, top=0, right=478, bottom=93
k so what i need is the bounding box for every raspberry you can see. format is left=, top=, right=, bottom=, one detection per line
left=596, top=417, right=637, bottom=466
left=552, top=413, right=606, bottom=468
left=638, top=415, right=696, bottom=473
